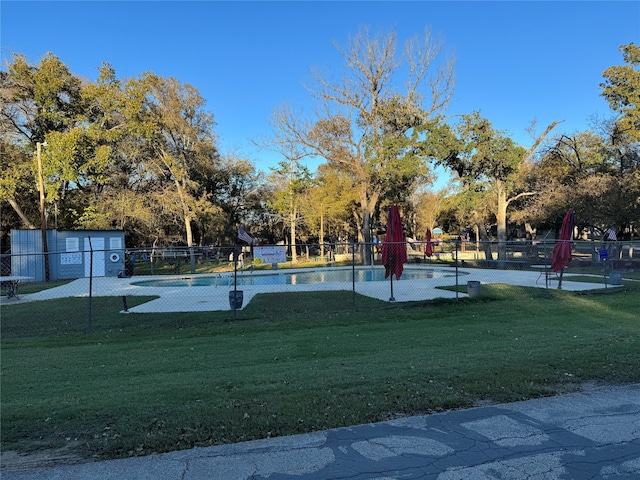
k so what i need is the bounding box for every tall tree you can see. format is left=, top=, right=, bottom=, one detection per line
left=301, top=164, right=358, bottom=259
left=256, top=110, right=313, bottom=261
left=601, top=43, right=640, bottom=142
left=440, top=113, right=559, bottom=260
left=522, top=127, right=640, bottom=241
left=413, top=187, right=448, bottom=238
left=212, top=154, right=266, bottom=244
left=268, top=161, right=312, bottom=262
left=0, top=52, right=85, bottom=228
left=270, top=28, right=454, bottom=264
left=131, top=73, right=219, bottom=271
left=0, top=140, right=37, bottom=229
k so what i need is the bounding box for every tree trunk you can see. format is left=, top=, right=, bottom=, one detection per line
left=7, top=198, right=37, bottom=229
left=494, top=120, right=561, bottom=264
left=524, top=222, right=537, bottom=239
left=473, top=211, right=493, bottom=260
left=175, top=177, right=196, bottom=274
left=474, top=224, right=480, bottom=252
left=360, top=184, right=380, bottom=266
left=320, top=206, right=325, bottom=260
left=290, top=204, right=297, bottom=263
left=184, top=215, right=197, bottom=274
left=496, top=180, right=508, bottom=262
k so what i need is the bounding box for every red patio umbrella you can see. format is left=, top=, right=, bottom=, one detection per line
left=551, top=209, right=575, bottom=289
left=425, top=228, right=434, bottom=257
left=382, top=206, right=407, bottom=301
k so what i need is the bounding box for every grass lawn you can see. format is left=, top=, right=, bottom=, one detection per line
left=1, top=285, right=639, bottom=462
left=0, top=279, right=74, bottom=297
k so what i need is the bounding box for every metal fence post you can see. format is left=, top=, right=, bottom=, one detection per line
left=455, top=238, right=459, bottom=300
left=87, top=236, right=94, bottom=332
left=233, top=245, right=238, bottom=320
left=352, top=242, right=356, bottom=310
left=543, top=238, right=549, bottom=291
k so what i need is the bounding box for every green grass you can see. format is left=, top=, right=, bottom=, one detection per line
left=1, top=285, right=639, bottom=461
left=1, top=279, right=74, bottom=297
left=564, top=274, right=640, bottom=286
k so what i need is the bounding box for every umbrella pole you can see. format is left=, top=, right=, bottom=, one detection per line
left=558, top=268, right=564, bottom=290
left=558, top=211, right=575, bottom=290
left=389, top=247, right=395, bottom=301
left=389, top=268, right=395, bottom=301
left=389, top=219, right=395, bottom=302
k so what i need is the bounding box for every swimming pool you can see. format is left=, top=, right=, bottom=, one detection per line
left=132, top=268, right=460, bottom=288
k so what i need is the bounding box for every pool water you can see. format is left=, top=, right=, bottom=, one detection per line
left=132, top=268, right=458, bottom=288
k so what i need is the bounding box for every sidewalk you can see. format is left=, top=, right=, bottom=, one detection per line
left=3, top=383, right=639, bottom=479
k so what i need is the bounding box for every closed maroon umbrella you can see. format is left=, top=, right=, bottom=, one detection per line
left=425, top=228, right=434, bottom=257
left=551, top=209, right=575, bottom=289
left=382, top=206, right=407, bottom=301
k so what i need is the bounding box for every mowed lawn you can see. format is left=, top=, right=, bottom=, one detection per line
left=1, top=285, right=639, bottom=461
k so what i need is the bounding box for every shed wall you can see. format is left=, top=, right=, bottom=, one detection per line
left=10, top=230, right=124, bottom=280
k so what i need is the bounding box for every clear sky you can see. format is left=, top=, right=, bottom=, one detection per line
left=2, top=1, right=639, bottom=185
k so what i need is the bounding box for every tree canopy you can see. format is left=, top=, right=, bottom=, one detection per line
left=601, top=43, right=640, bottom=142
left=2, top=40, right=639, bottom=253
left=267, top=28, right=455, bottom=263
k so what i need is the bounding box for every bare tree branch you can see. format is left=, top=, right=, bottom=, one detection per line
left=506, top=190, right=538, bottom=207
left=522, top=120, right=563, bottom=162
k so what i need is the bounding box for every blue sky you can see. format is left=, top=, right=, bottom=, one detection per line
left=2, top=1, right=639, bottom=186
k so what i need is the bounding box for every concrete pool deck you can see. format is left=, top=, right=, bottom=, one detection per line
left=2, top=266, right=620, bottom=313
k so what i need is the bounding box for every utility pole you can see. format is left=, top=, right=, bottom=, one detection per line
left=37, top=141, right=50, bottom=281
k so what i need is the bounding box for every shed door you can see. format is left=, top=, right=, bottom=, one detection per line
left=84, top=237, right=105, bottom=277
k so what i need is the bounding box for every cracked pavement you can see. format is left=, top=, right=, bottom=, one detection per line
left=2, top=383, right=639, bottom=479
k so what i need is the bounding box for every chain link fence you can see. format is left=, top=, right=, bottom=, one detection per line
left=2, top=239, right=638, bottom=334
